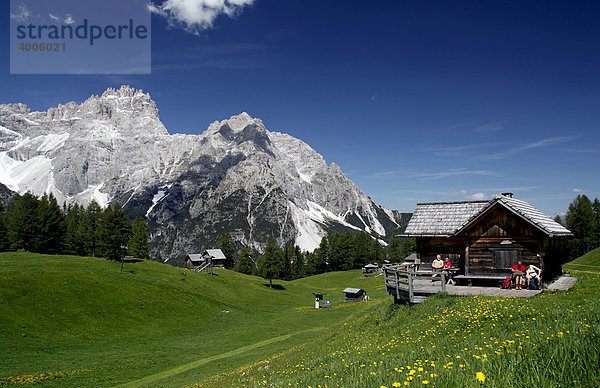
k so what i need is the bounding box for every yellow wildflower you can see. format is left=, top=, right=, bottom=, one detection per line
left=476, top=372, right=486, bottom=383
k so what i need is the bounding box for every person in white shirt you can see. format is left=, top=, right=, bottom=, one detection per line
left=431, top=254, right=444, bottom=278
left=526, top=264, right=542, bottom=289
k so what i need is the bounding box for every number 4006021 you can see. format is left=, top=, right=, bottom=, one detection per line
left=19, top=42, right=66, bottom=52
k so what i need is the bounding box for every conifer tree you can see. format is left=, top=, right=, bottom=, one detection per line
left=0, top=202, right=8, bottom=252
left=36, top=193, right=65, bottom=254
left=400, top=238, right=417, bottom=259
left=386, top=234, right=403, bottom=261
left=81, top=201, right=102, bottom=257
left=237, top=245, right=255, bottom=275
left=64, top=204, right=85, bottom=255
left=5, top=193, right=39, bottom=251
left=308, top=236, right=329, bottom=274
left=98, top=203, right=131, bottom=260
left=215, top=232, right=236, bottom=269
left=329, top=232, right=353, bottom=270
left=370, top=237, right=385, bottom=264
left=291, top=245, right=305, bottom=279
left=281, top=245, right=293, bottom=281
left=554, top=215, right=564, bottom=226
left=128, top=216, right=150, bottom=259
left=565, top=194, right=594, bottom=257
left=257, top=235, right=283, bottom=287
left=592, top=198, right=600, bottom=249
left=352, top=231, right=371, bottom=268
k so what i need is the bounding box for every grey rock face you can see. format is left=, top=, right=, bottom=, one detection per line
left=0, top=86, right=402, bottom=263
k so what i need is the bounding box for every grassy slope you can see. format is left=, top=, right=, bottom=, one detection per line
left=204, top=255, right=600, bottom=387
left=0, top=252, right=384, bottom=386
left=564, top=246, right=600, bottom=269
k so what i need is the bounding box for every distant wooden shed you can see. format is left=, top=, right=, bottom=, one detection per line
left=202, top=249, right=227, bottom=268
left=362, top=263, right=379, bottom=274
left=186, top=249, right=227, bottom=273
left=343, top=287, right=367, bottom=301
left=402, top=193, right=572, bottom=281
left=185, top=254, right=205, bottom=270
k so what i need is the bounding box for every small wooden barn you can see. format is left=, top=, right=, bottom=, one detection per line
left=185, top=249, right=227, bottom=272
left=343, top=287, right=367, bottom=301
left=402, top=193, right=572, bottom=282
left=185, top=254, right=205, bottom=270
left=362, top=263, right=379, bottom=274
left=203, top=249, right=227, bottom=268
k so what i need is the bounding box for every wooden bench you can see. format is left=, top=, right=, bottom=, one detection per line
left=454, top=274, right=508, bottom=287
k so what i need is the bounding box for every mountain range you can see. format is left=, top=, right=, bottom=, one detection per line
left=0, top=86, right=409, bottom=263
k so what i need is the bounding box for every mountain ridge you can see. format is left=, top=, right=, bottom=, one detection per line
left=0, top=86, right=410, bottom=262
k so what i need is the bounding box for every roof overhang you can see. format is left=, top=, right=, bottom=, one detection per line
left=454, top=199, right=573, bottom=237
left=399, top=234, right=452, bottom=238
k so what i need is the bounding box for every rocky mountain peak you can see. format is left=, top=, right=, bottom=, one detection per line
left=100, top=85, right=148, bottom=99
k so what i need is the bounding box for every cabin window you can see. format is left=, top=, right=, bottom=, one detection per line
left=492, top=249, right=521, bottom=269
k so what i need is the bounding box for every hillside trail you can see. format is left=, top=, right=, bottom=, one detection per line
left=118, top=327, right=325, bottom=388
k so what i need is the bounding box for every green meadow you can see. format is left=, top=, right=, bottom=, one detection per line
left=1, top=250, right=599, bottom=387
left=202, top=248, right=600, bottom=387
left=0, top=252, right=384, bottom=386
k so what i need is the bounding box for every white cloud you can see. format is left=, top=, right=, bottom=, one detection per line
left=49, top=14, right=59, bottom=21
left=572, top=188, right=584, bottom=193
left=63, top=14, right=75, bottom=24
left=10, top=4, right=30, bottom=22
left=64, top=14, right=75, bottom=25
left=148, top=0, right=255, bottom=34
left=521, top=136, right=577, bottom=150
left=406, top=168, right=496, bottom=181
left=473, top=122, right=504, bottom=133
left=468, top=192, right=488, bottom=200
left=479, top=136, right=578, bottom=160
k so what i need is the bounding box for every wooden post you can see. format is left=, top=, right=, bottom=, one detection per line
left=441, top=272, right=446, bottom=292
left=408, top=271, right=414, bottom=303
left=395, top=270, right=400, bottom=300
left=465, top=240, right=470, bottom=276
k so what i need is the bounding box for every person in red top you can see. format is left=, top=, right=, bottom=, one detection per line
left=443, top=258, right=452, bottom=269
left=443, top=257, right=455, bottom=285
left=512, top=261, right=527, bottom=290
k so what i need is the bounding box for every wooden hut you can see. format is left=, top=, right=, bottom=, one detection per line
left=202, top=249, right=227, bottom=268
left=402, top=193, right=572, bottom=283
left=362, top=263, right=379, bottom=274
left=186, top=249, right=227, bottom=273
left=343, top=287, right=367, bottom=301
left=185, top=254, right=204, bottom=270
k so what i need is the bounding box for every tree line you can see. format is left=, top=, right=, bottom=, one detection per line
left=213, top=231, right=416, bottom=287
left=558, top=194, right=600, bottom=259
left=0, top=192, right=150, bottom=261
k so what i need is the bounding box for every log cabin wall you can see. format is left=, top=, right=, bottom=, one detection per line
left=416, top=237, right=465, bottom=269
left=461, top=206, right=544, bottom=275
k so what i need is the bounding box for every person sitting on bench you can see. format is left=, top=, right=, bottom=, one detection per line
left=526, top=264, right=542, bottom=289
left=511, top=261, right=526, bottom=290
left=432, top=255, right=444, bottom=279
left=443, top=257, right=455, bottom=285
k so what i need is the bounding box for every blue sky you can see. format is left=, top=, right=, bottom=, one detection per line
left=2, top=0, right=599, bottom=215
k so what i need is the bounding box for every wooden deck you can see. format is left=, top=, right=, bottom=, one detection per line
left=384, top=266, right=577, bottom=303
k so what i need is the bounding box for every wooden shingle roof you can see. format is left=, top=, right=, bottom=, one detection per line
left=343, top=287, right=365, bottom=294
left=404, top=200, right=489, bottom=237
left=203, top=249, right=226, bottom=260
left=186, top=254, right=204, bottom=263
left=404, top=196, right=572, bottom=237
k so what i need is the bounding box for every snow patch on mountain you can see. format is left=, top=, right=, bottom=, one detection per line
left=288, top=201, right=325, bottom=252
left=37, top=133, right=70, bottom=153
